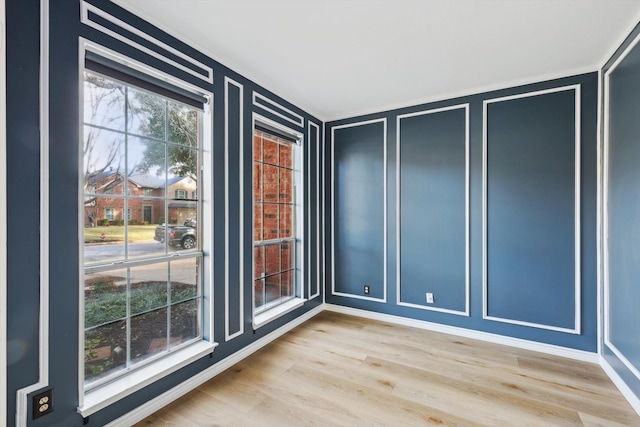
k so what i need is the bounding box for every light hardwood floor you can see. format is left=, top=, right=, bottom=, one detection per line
left=136, top=311, right=639, bottom=426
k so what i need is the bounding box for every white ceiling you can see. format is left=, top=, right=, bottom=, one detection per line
left=114, top=0, right=640, bottom=121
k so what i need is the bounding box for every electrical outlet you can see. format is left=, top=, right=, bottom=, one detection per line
left=33, top=389, right=53, bottom=419
left=364, top=284, right=370, bottom=295
left=426, top=293, right=434, bottom=304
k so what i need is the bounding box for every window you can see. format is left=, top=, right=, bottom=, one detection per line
left=104, top=208, right=114, bottom=221
left=82, top=64, right=208, bottom=391
left=175, top=189, right=187, bottom=199
left=253, top=122, right=303, bottom=319
left=143, top=188, right=152, bottom=197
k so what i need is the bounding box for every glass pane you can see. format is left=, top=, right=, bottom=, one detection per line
left=279, top=204, right=293, bottom=239
left=130, top=264, right=168, bottom=316
left=128, top=87, right=166, bottom=139
left=83, top=227, right=126, bottom=264
left=262, top=164, right=278, bottom=202
left=253, top=162, right=262, bottom=202
left=83, top=127, right=124, bottom=196
left=265, top=244, right=281, bottom=276
left=254, top=204, right=263, bottom=241
left=279, top=143, right=293, bottom=169
left=254, top=246, right=265, bottom=279
left=281, top=241, right=293, bottom=273
left=131, top=308, right=168, bottom=364
left=254, top=132, right=263, bottom=163
left=84, top=320, right=126, bottom=383
left=84, top=270, right=128, bottom=328
left=265, top=273, right=281, bottom=305
left=170, top=299, right=199, bottom=346
left=263, top=203, right=279, bottom=240
left=280, top=166, right=293, bottom=203
left=254, top=279, right=265, bottom=310
left=83, top=72, right=126, bottom=131
left=168, top=146, right=198, bottom=182
left=170, top=257, right=199, bottom=303
left=168, top=101, right=198, bottom=147
left=127, top=137, right=167, bottom=191
left=263, top=136, right=278, bottom=165
left=281, top=269, right=294, bottom=299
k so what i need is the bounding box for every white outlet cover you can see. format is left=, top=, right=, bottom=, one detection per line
left=426, top=293, right=434, bottom=304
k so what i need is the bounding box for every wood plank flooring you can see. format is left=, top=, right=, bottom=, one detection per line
left=135, top=311, right=639, bottom=426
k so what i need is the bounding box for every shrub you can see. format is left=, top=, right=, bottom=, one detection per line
left=156, top=217, right=165, bottom=225
left=100, top=219, right=110, bottom=226
left=128, top=219, right=138, bottom=225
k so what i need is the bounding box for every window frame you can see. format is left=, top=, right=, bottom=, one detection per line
left=77, top=41, right=215, bottom=417
left=251, top=114, right=306, bottom=329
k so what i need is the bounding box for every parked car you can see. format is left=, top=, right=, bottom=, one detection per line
left=154, top=219, right=197, bottom=249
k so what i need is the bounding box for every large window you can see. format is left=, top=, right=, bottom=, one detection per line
left=253, top=125, right=302, bottom=315
left=82, top=66, right=206, bottom=389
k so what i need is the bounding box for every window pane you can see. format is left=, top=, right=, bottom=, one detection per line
left=254, top=246, right=265, bottom=279
left=263, top=203, right=279, bottom=241
left=254, top=133, right=263, bottom=163
left=84, top=127, right=124, bottom=196
left=130, top=264, right=168, bottom=316
left=83, top=72, right=126, bottom=131
left=85, top=270, right=128, bottom=328
left=168, top=101, right=198, bottom=147
left=127, top=137, right=167, bottom=190
left=128, top=87, right=166, bottom=139
left=279, top=142, right=292, bottom=169
left=263, top=137, right=278, bottom=165
left=265, top=273, right=281, bottom=306
left=254, top=204, right=263, bottom=241
left=170, top=257, right=199, bottom=303
left=262, top=164, right=278, bottom=202
left=83, top=229, right=125, bottom=264
left=84, top=320, right=127, bottom=383
left=168, top=146, right=198, bottom=181
left=281, top=241, right=293, bottom=272
left=265, top=244, right=281, bottom=276
left=254, top=279, right=265, bottom=310
left=281, top=269, right=294, bottom=299
left=280, top=204, right=293, bottom=239
left=131, top=308, right=168, bottom=364
left=170, top=299, right=199, bottom=346
left=280, top=166, right=293, bottom=204
left=253, top=162, right=262, bottom=202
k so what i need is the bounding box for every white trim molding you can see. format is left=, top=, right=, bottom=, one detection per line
left=308, top=121, right=321, bottom=300
left=80, top=1, right=213, bottom=84
left=252, top=92, right=304, bottom=128
left=105, top=305, right=324, bottom=427
left=602, top=30, right=640, bottom=383
left=224, top=76, right=244, bottom=342
left=330, top=118, right=388, bottom=303
left=482, top=84, right=582, bottom=335
left=395, top=104, right=470, bottom=317
left=16, top=1, right=50, bottom=426
left=326, top=304, right=598, bottom=364
left=600, top=356, right=640, bottom=417
left=0, top=0, right=6, bottom=423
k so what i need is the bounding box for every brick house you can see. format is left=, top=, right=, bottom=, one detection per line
left=85, top=171, right=197, bottom=226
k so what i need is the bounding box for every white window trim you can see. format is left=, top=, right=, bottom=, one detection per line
left=78, top=340, right=217, bottom=417
left=251, top=114, right=305, bottom=329
left=77, top=39, right=215, bottom=413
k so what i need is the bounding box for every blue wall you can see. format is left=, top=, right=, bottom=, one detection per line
left=5, top=1, right=323, bottom=426
left=327, top=71, right=598, bottom=351
left=602, top=21, right=640, bottom=405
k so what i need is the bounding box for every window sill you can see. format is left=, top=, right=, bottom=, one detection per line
left=253, top=298, right=306, bottom=330
left=78, top=340, right=217, bottom=418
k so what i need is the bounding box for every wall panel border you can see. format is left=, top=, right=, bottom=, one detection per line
left=331, top=118, right=387, bottom=303
left=395, top=104, right=470, bottom=316
left=482, top=85, right=582, bottom=334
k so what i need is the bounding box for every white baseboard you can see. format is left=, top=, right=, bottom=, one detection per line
left=325, top=304, right=599, bottom=363
left=600, top=356, right=640, bottom=416
left=105, top=305, right=324, bottom=427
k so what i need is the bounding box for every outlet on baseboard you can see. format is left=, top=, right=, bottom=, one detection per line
left=426, top=293, right=434, bottom=304
left=364, top=284, right=370, bottom=295
left=32, top=389, right=53, bottom=419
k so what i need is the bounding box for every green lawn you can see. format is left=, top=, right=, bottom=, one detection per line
left=84, top=225, right=157, bottom=243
